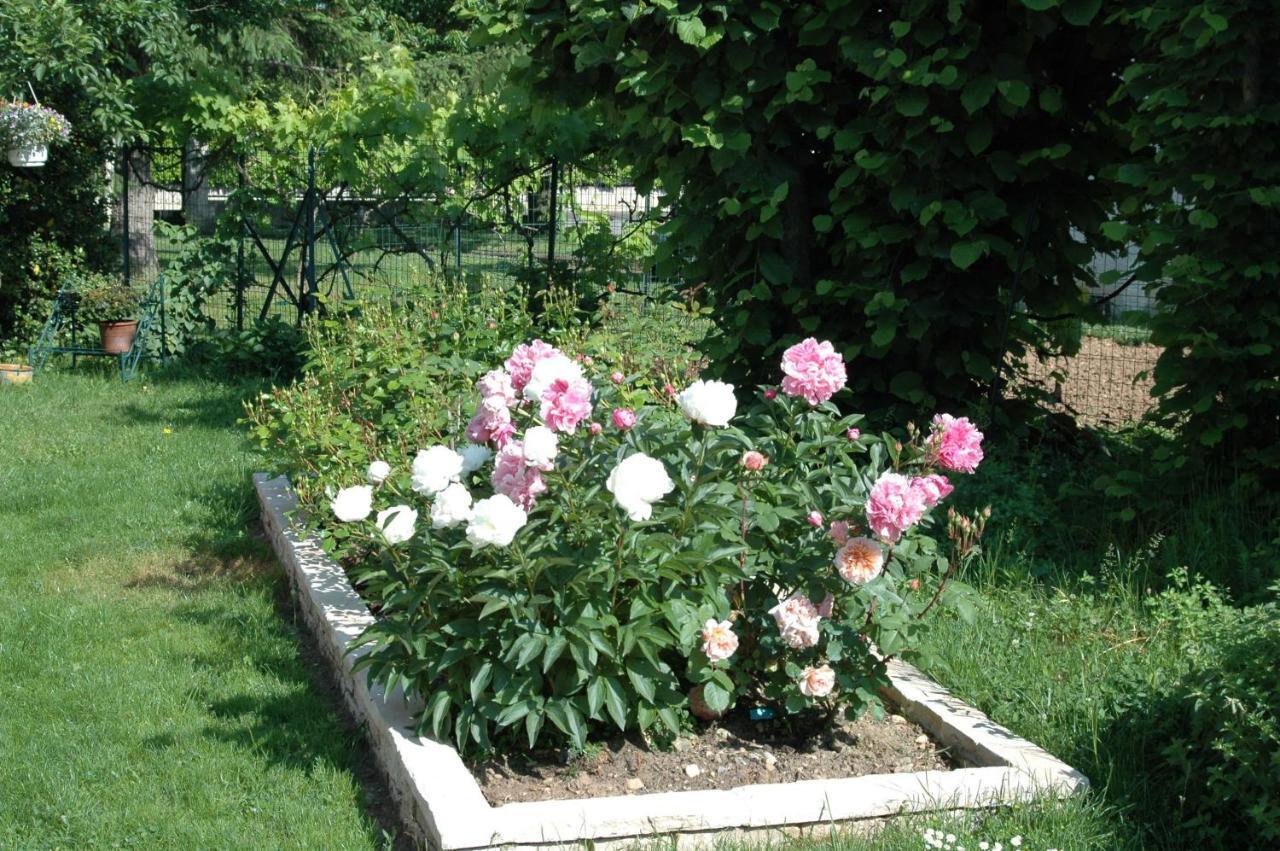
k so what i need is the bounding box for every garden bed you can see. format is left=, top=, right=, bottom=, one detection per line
left=256, top=473, right=1088, bottom=850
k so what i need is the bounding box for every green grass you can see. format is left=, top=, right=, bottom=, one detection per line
left=0, top=366, right=395, bottom=849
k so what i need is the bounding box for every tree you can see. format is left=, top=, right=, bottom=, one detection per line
left=485, top=1, right=1130, bottom=416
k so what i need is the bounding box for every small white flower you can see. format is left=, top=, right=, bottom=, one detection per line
left=676, top=379, right=737, bottom=427
left=523, top=354, right=584, bottom=402
left=411, top=445, right=464, bottom=496
left=979, top=843, right=990, bottom=850
left=606, top=453, right=675, bottom=521
left=376, top=505, right=417, bottom=544
left=431, top=482, right=474, bottom=529
left=946, top=835, right=956, bottom=845
left=522, top=425, right=559, bottom=470
left=1010, top=839, right=1022, bottom=848
left=366, top=460, right=391, bottom=485
left=465, top=494, right=528, bottom=547
left=459, top=443, right=493, bottom=475
left=331, top=485, right=373, bottom=522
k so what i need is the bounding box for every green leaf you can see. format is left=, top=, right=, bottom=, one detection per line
left=603, top=677, right=628, bottom=730
left=675, top=17, right=706, bottom=46
left=895, top=90, right=929, bottom=117
left=961, top=75, right=996, bottom=114
left=1061, top=0, right=1101, bottom=25
left=1020, top=0, right=1057, bottom=9
left=950, top=240, right=986, bottom=270
left=758, top=251, right=793, bottom=286
left=965, top=119, right=993, bottom=155
left=701, top=679, right=731, bottom=713
left=998, top=80, right=1031, bottom=108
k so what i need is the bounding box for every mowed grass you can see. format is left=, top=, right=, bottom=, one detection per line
left=0, top=367, right=393, bottom=849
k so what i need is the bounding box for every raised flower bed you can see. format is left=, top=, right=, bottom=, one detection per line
left=256, top=338, right=1087, bottom=848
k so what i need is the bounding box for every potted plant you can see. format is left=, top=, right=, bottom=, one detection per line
left=79, top=279, right=144, bottom=354
left=0, top=100, right=71, bottom=167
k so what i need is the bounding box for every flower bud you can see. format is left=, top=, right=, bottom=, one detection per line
left=741, top=450, right=768, bottom=471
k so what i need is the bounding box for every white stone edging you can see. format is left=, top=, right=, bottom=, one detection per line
left=255, top=473, right=1087, bottom=850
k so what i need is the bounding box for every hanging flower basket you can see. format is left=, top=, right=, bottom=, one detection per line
left=0, top=101, right=70, bottom=168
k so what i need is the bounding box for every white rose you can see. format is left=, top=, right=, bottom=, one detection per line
left=522, top=425, right=559, bottom=470
left=459, top=443, right=493, bottom=475
left=523, top=354, right=585, bottom=402
left=606, top=453, right=675, bottom=521
left=411, top=445, right=464, bottom=496
left=431, top=482, right=474, bottom=529
left=376, top=505, right=418, bottom=545
left=677, top=379, right=737, bottom=427
left=465, top=494, right=528, bottom=547
left=331, top=485, right=373, bottom=522
left=366, top=460, right=391, bottom=485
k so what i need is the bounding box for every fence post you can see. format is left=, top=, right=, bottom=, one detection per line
left=121, top=146, right=131, bottom=287
left=235, top=154, right=246, bottom=331
left=303, top=145, right=318, bottom=316
left=546, top=157, right=559, bottom=288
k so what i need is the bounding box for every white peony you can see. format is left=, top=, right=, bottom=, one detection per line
left=376, top=505, right=418, bottom=545
left=522, top=425, right=559, bottom=470
left=606, top=453, right=675, bottom=521
left=677, top=379, right=737, bottom=427
left=431, top=482, right=474, bottom=529
left=459, top=444, right=493, bottom=475
left=331, top=485, right=373, bottom=522
left=522, top=354, right=585, bottom=402
left=465, top=494, right=528, bottom=547
left=366, top=460, right=391, bottom=485
left=411, top=445, right=464, bottom=496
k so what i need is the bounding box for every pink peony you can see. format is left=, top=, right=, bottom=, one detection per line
left=505, top=340, right=560, bottom=391
left=539, top=376, right=594, bottom=434
left=589, top=421, right=603, bottom=436
left=491, top=442, right=547, bottom=510
left=741, top=450, right=768, bottom=471
left=799, top=665, right=836, bottom=698
left=780, top=338, right=848, bottom=406
left=847, top=427, right=861, bottom=441
left=663, top=383, right=677, bottom=398
left=866, top=472, right=927, bottom=544
left=768, top=594, right=822, bottom=649
left=834, top=536, right=886, bottom=585
left=911, top=473, right=954, bottom=508
left=610, top=371, right=625, bottom=384
left=476, top=369, right=516, bottom=407
left=764, top=388, right=778, bottom=401
left=807, top=510, right=825, bottom=528
left=612, top=407, right=637, bottom=430
left=466, top=398, right=516, bottom=447
left=700, top=619, right=739, bottom=663
left=931, top=414, right=984, bottom=474
left=828, top=520, right=850, bottom=546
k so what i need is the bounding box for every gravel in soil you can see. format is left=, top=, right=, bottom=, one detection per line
left=474, top=709, right=954, bottom=805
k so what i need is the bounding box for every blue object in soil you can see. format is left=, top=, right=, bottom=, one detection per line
left=749, top=707, right=776, bottom=721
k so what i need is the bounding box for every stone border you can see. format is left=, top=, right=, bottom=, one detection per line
left=255, top=473, right=1087, bottom=850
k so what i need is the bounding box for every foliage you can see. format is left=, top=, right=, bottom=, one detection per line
left=243, top=273, right=536, bottom=507
left=148, top=222, right=236, bottom=357
left=342, top=342, right=986, bottom=753
left=1108, top=1, right=1280, bottom=473
left=0, top=100, right=71, bottom=149
left=486, top=0, right=1130, bottom=416
left=186, top=319, right=308, bottom=381
left=76, top=279, right=143, bottom=322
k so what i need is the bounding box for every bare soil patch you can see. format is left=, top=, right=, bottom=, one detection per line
left=474, top=708, right=952, bottom=805
left=1021, top=336, right=1162, bottom=427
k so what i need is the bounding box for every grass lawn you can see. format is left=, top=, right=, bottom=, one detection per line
left=0, top=366, right=397, bottom=849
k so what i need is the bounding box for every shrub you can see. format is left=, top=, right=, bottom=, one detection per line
left=333, top=337, right=989, bottom=753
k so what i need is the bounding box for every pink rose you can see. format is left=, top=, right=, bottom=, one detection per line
left=847, top=427, right=861, bottom=441
left=911, top=473, right=954, bottom=508
left=476, top=369, right=516, bottom=407
left=930, top=414, right=984, bottom=474
left=768, top=594, right=822, bottom=649
left=834, top=536, right=886, bottom=585
left=540, top=376, right=593, bottom=434
left=866, top=472, right=927, bottom=544
left=700, top=618, right=739, bottom=663
left=828, top=520, right=850, bottom=546
left=466, top=398, right=515, bottom=447
left=505, top=340, right=560, bottom=391
left=491, top=442, right=547, bottom=510
left=741, top=450, right=768, bottom=471
left=589, top=421, right=603, bottom=436
left=780, top=338, right=847, bottom=406
left=612, top=407, right=637, bottom=430
left=799, top=664, right=836, bottom=698
left=764, top=388, right=778, bottom=401
left=610, top=371, right=625, bottom=384
left=807, top=510, right=824, bottom=528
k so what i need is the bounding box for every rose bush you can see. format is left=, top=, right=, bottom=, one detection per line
left=337, top=337, right=988, bottom=752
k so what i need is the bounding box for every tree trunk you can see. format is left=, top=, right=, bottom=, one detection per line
left=112, top=148, right=158, bottom=285
left=182, top=139, right=215, bottom=235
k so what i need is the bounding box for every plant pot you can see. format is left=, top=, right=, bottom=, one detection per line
left=99, top=320, right=139, bottom=354
left=0, top=363, right=33, bottom=384
left=7, top=145, right=48, bottom=167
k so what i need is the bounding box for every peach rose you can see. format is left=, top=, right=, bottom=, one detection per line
left=799, top=664, right=836, bottom=698
left=834, top=536, right=885, bottom=585
left=700, top=618, right=739, bottom=663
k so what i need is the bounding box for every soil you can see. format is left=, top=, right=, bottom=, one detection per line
left=473, top=708, right=953, bottom=805
left=1020, top=336, right=1161, bottom=427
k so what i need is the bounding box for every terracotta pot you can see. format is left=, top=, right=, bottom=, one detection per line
left=0, top=362, right=33, bottom=384
left=99, top=320, right=139, bottom=354
left=7, top=145, right=48, bottom=167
